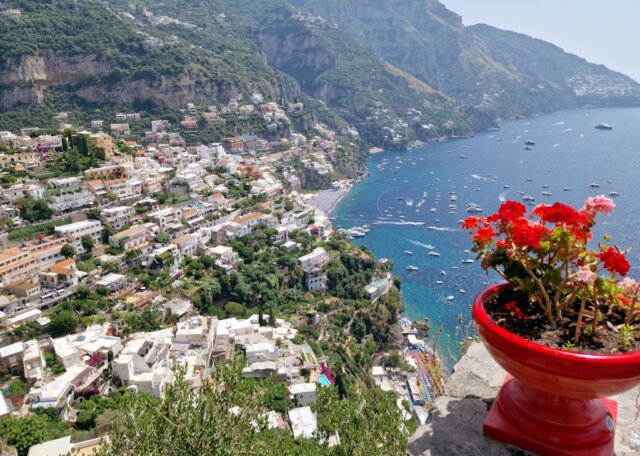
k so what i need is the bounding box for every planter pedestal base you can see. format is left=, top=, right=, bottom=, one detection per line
left=483, top=375, right=617, bottom=456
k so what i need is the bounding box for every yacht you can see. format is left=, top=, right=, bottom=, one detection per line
left=522, top=195, right=535, bottom=202
left=461, top=259, right=474, bottom=264
left=608, top=191, right=620, bottom=197
left=435, top=280, right=444, bottom=285
left=542, top=191, right=552, bottom=196
left=407, top=265, right=419, bottom=271
left=466, top=203, right=483, bottom=213
left=542, top=184, right=549, bottom=188
left=428, top=251, right=441, bottom=257
left=445, top=296, right=454, bottom=301
left=440, top=270, right=446, bottom=276
left=459, top=155, right=469, bottom=159
left=595, top=123, right=613, bottom=130
left=404, top=250, right=413, bottom=255
left=589, top=183, right=600, bottom=188
left=406, top=199, right=414, bottom=207
left=503, top=185, right=510, bottom=189
left=563, top=186, right=571, bottom=191
left=525, top=140, right=536, bottom=146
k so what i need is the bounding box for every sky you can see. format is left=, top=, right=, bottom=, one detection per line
left=443, top=0, right=640, bottom=82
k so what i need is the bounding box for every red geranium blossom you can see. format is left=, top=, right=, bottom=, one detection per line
left=462, top=216, right=482, bottom=229
left=510, top=219, right=548, bottom=249
left=473, top=225, right=495, bottom=243
left=494, top=200, right=526, bottom=223
left=532, top=202, right=587, bottom=227
left=596, top=247, right=630, bottom=276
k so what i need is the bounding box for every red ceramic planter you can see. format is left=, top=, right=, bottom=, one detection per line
left=473, top=283, right=640, bottom=456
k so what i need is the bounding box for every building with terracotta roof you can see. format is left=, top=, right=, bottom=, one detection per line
left=232, top=212, right=264, bottom=229
left=39, top=258, right=78, bottom=289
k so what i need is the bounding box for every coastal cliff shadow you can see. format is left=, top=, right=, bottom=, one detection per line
left=407, top=395, right=529, bottom=456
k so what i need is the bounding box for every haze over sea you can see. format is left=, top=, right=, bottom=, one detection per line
left=333, top=107, right=640, bottom=368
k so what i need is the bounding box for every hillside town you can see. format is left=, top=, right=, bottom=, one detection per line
left=0, top=96, right=443, bottom=455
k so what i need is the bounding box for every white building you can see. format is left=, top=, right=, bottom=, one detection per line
left=109, top=224, right=148, bottom=250
left=54, top=220, right=102, bottom=253
left=101, top=206, right=135, bottom=229
left=245, top=342, right=277, bottom=365
left=289, top=383, right=317, bottom=407
left=288, top=406, right=317, bottom=440
left=298, top=247, right=328, bottom=271
left=95, top=273, right=129, bottom=293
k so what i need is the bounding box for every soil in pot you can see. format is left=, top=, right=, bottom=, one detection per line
left=484, top=288, right=640, bottom=353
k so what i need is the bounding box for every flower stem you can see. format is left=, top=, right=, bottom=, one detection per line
left=574, top=293, right=587, bottom=345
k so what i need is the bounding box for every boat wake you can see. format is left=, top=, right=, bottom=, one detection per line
left=408, top=240, right=435, bottom=250
left=427, top=226, right=460, bottom=232
left=375, top=220, right=425, bottom=226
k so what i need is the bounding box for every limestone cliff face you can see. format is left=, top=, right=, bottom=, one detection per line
left=0, top=52, right=299, bottom=110
left=0, top=53, right=113, bottom=108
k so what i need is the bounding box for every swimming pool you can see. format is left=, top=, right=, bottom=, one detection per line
left=318, top=375, right=331, bottom=387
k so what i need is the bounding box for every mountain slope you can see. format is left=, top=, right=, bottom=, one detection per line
left=0, top=0, right=298, bottom=115
left=289, top=0, right=640, bottom=119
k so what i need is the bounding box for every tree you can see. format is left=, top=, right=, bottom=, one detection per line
left=61, top=243, right=75, bottom=258
left=155, top=233, right=170, bottom=244
left=0, top=415, right=63, bottom=456
left=49, top=310, right=79, bottom=336
left=81, top=235, right=94, bottom=253
left=102, top=225, right=115, bottom=243
left=17, top=197, right=54, bottom=223
left=258, top=305, right=265, bottom=326
left=269, top=304, right=275, bottom=327
left=224, top=301, right=245, bottom=318
left=86, top=208, right=101, bottom=220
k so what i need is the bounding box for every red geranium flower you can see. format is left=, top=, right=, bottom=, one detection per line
left=462, top=216, right=481, bottom=229
left=532, top=202, right=587, bottom=227
left=596, top=247, right=630, bottom=276
left=473, top=225, right=495, bottom=243
left=511, top=219, right=548, bottom=249
left=497, top=201, right=527, bottom=222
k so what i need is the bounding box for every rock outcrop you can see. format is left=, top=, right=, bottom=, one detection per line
left=408, top=342, right=640, bottom=456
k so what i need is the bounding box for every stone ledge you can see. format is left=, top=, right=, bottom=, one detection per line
left=408, top=342, right=640, bottom=456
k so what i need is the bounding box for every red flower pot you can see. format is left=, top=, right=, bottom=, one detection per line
left=473, top=283, right=640, bottom=456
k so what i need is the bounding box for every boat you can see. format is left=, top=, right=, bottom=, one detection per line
left=430, top=208, right=437, bottom=212
left=435, top=280, right=444, bottom=285
left=406, top=199, right=414, bottom=207
left=407, top=265, right=419, bottom=271
left=404, top=250, right=413, bottom=255
left=522, top=195, right=535, bottom=202
left=459, top=155, right=468, bottom=159
left=397, top=196, right=404, bottom=200
left=589, top=183, right=600, bottom=188
left=524, top=146, right=532, bottom=151
left=503, top=185, right=510, bottom=189
left=542, top=184, right=549, bottom=188
left=542, top=191, right=552, bottom=196
left=466, top=203, right=483, bottom=213
left=563, top=186, right=571, bottom=191
left=428, top=251, right=441, bottom=257
left=525, top=140, right=536, bottom=146
left=608, top=191, right=620, bottom=196
left=526, top=178, right=533, bottom=182
left=445, top=296, right=454, bottom=301
left=461, top=259, right=474, bottom=264
left=595, top=123, right=613, bottom=130
left=440, top=270, right=446, bottom=276
left=362, top=224, right=370, bottom=232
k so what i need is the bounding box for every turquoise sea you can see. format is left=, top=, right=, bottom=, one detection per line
left=333, top=107, right=640, bottom=368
